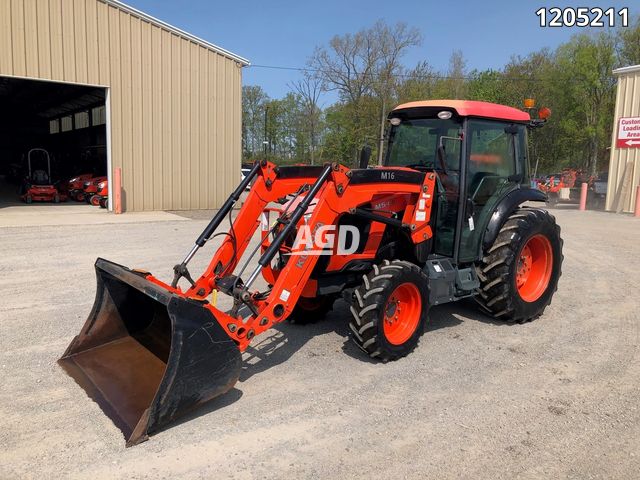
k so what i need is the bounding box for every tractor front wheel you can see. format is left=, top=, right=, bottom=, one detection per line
left=476, top=208, right=563, bottom=323
left=349, top=260, right=428, bottom=362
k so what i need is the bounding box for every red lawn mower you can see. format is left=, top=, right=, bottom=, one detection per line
left=89, top=178, right=108, bottom=208
left=82, top=175, right=107, bottom=203
left=68, top=174, right=94, bottom=202
left=20, top=148, right=67, bottom=204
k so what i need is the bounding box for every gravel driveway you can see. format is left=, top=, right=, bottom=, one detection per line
left=0, top=206, right=638, bottom=479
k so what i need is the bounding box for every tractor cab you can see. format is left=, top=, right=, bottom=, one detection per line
left=384, top=100, right=533, bottom=265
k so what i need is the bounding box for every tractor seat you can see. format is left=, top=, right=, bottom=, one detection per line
left=32, top=169, right=50, bottom=185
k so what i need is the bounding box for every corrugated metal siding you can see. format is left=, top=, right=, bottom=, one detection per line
left=0, top=0, right=242, bottom=211
left=606, top=68, right=640, bottom=212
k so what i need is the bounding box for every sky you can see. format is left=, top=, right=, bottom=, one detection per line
left=125, top=0, right=633, bottom=104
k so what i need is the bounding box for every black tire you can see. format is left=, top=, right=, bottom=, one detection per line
left=25, top=195, right=32, bottom=204
left=288, top=296, right=336, bottom=324
left=99, top=197, right=108, bottom=209
left=349, top=260, right=428, bottom=362
left=476, top=208, right=563, bottom=323
left=53, top=194, right=60, bottom=203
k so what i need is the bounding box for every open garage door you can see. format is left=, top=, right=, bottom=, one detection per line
left=0, top=76, right=108, bottom=213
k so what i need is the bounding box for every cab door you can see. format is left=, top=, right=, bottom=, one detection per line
left=457, top=119, right=525, bottom=263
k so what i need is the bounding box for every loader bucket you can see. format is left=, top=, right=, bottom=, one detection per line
left=59, top=258, right=242, bottom=446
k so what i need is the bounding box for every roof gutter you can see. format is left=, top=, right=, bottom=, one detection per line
left=613, top=64, right=640, bottom=76
left=101, top=0, right=250, bottom=66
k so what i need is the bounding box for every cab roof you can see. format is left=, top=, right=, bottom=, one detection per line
left=391, top=100, right=530, bottom=122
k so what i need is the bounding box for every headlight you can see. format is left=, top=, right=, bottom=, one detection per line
left=98, top=182, right=106, bottom=189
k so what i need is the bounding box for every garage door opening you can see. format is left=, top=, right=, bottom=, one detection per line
left=0, top=76, right=108, bottom=210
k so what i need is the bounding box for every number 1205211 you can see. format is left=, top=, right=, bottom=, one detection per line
left=536, top=7, right=629, bottom=27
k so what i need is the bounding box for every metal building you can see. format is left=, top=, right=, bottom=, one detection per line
left=0, top=0, right=248, bottom=211
left=606, top=65, right=640, bottom=213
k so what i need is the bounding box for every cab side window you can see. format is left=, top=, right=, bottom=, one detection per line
left=468, top=120, right=516, bottom=182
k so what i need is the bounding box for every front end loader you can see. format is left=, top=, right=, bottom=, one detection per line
left=60, top=100, right=563, bottom=446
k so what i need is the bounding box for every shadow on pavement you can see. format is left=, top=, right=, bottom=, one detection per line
left=173, top=296, right=516, bottom=434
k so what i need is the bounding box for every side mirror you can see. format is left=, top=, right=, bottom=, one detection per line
left=359, top=146, right=371, bottom=169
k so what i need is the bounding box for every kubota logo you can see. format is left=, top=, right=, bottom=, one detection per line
left=290, top=224, right=359, bottom=256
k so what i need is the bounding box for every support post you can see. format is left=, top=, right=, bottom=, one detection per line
left=635, top=185, right=640, bottom=218
left=114, top=167, right=122, bottom=214
left=579, top=182, right=588, bottom=211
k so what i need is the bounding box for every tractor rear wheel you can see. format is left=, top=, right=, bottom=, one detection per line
left=476, top=208, right=563, bottom=323
left=349, top=260, right=428, bottom=362
left=288, top=296, right=336, bottom=324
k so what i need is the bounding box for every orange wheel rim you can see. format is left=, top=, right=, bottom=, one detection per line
left=382, top=283, right=422, bottom=345
left=516, top=234, right=553, bottom=302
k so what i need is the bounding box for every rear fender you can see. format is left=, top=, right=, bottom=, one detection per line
left=482, top=187, right=547, bottom=251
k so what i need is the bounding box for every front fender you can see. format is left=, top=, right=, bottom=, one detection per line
left=482, top=187, right=547, bottom=251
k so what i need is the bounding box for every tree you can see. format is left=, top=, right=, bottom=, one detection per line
left=443, top=50, right=467, bottom=99
left=467, top=69, right=508, bottom=104
left=396, top=61, right=438, bottom=102
left=291, top=75, right=323, bottom=164
left=369, top=21, right=422, bottom=163
left=616, top=15, right=640, bottom=66
left=243, top=19, right=631, bottom=176
left=309, top=20, right=421, bottom=165
left=242, top=85, right=269, bottom=160
left=554, top=32, right=616, bottom=175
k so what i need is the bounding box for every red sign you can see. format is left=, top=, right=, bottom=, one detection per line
left=617, top=116, right=640, bottom=148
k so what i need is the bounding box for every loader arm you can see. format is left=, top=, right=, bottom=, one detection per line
left=153, top=161, right=437, bottom=352
left=187, top=164, right=330, bottom=299
left=59, top=160, right=435, bottom=446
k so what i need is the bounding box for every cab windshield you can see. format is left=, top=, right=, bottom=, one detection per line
left=386, top=118, right=462, bottom=170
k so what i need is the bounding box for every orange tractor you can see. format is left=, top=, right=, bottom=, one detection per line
left=59, top=100, right=563, bottom=446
